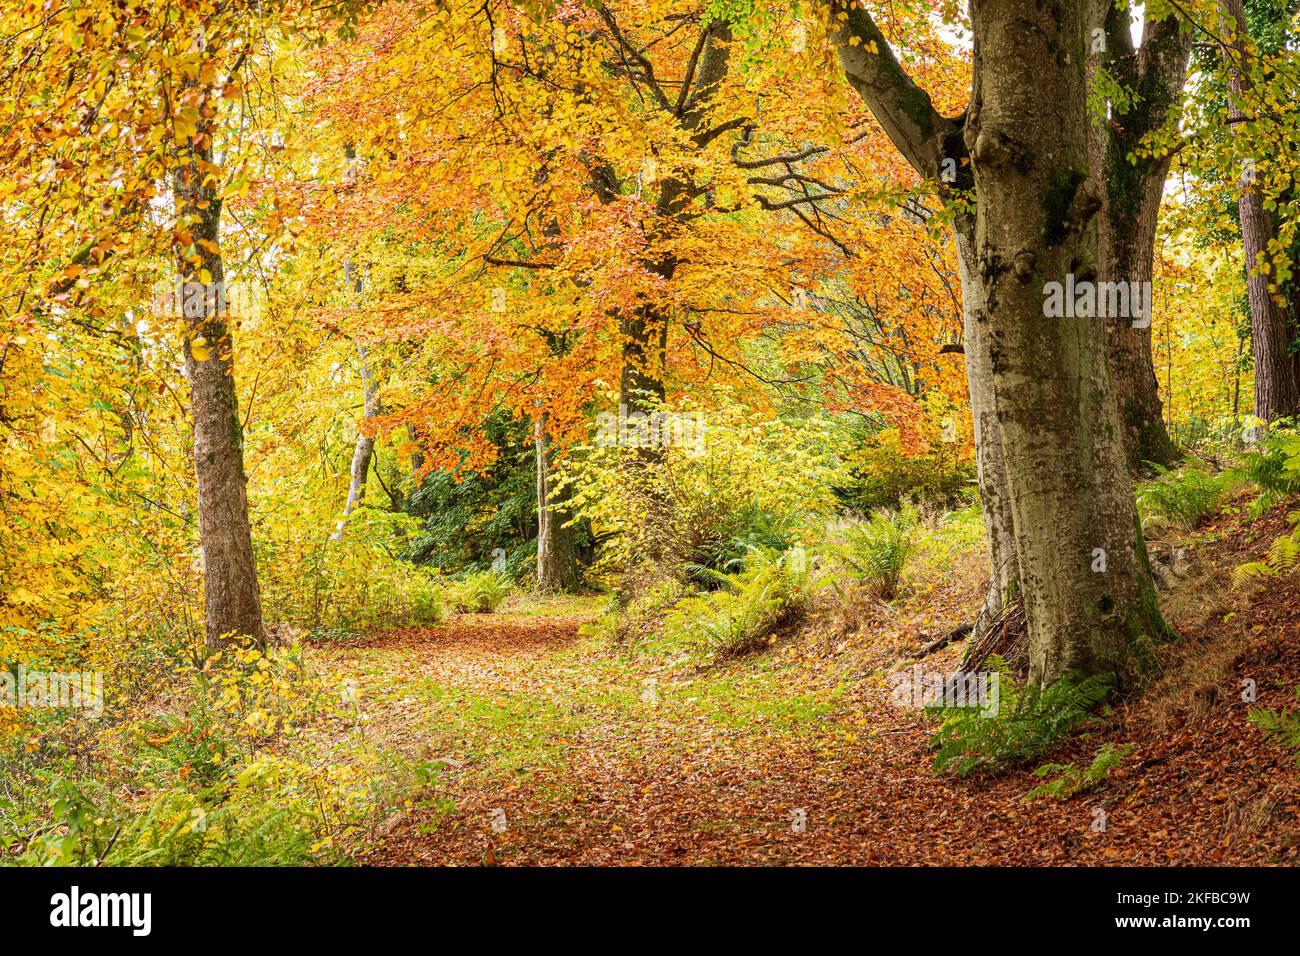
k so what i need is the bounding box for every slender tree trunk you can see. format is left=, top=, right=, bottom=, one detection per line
left=966, top=0, right=1169, bottom=687
left=535, top=412, right=579, bottom=593
left=1238, top=196, right=1299, bottom=422
left=409, top=423, right=426, bottom=477
left=332, top=340, right=380, bottom=538
left=1224, top=0, right=1300, bottom=422
left=175, top=117, right=265, bottom=649
left=332, top=149, right=382, bottom=537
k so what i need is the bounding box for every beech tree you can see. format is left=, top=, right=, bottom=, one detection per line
left=1089, top=4, right=1191, bottom=470
left=1222, top=0, right=1300, bottom=423
left=828, top=0, right=1170, bottom=685
left=173, top=68, right=265, bottom=648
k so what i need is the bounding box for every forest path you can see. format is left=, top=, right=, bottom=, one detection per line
left=319, top=539, right=1300, bottom=866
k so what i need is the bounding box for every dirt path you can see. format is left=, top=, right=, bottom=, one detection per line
left=320, top=515, right=1300, bottom=866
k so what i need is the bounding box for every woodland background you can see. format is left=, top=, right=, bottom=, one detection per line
left=3, top=0, right=1300, bottom=865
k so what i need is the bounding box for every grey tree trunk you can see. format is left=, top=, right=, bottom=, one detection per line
left=953, top=218, right=1020, bottom=631
left=332, top=149, right=381, bottom=537
left=1089, top=7, right=1191, bottom=471
left=174, top=118, right=265, bottom=649
left=1098, top=197, right=1175, bottom=469
left=830, top=6, right=1018, bottom=644
left=965, top=0, right=1169, bottom=686
left=535, top=412, right=579, bottom=593
left=1223, top=0, right=1300, bottom=423
left=830, top=0, right=1170, bottom=686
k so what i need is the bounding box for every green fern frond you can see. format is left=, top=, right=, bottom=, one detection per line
left=1234, top=525, right=1300, bottom=587
left=929, top=672, right=1112, bottom=777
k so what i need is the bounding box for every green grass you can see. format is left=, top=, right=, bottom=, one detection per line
left=671, top=673, right=843, bottom=733
left=504, top=593, right=605, bottom=618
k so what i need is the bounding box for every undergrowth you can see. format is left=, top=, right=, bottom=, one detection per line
left=832, top=504, right=919, bottom=599
left=927, top=667, right=1112, bottom=777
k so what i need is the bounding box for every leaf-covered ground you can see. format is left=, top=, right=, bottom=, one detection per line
left=317, top=507, right=1300, bottom=866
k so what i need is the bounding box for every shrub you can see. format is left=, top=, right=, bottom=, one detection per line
left=561, top=399, right=847, bottom=586
left=836, top=425, right=976, bottom=513
left=833, top=504, right=919, bottom=599
left=2, top=641, right=377, bottom=866
left=928, top=668, right=1112, bottom=777
left=1234, top=432, right=1300, bottom=586
left=581, top=577, right=686, bottom=646
left=686, top=504, right=801, bottom=582
left=260, top=508, right=443, bottom=632
left=1234, top=427, right=1300, bottom=520
left=449, top=570, right=513, bottom=613
left=11, top=780, right=319, bottom=866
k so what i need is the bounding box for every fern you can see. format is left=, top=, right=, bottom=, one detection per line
left=1249, top=686, right=1300, bottom=764
left=1230, top=427, right=1300, bottom=522
left=1234, top=513, right=1300, bottom=587
left=1135, top=463, right=1233, bottom=531
left=661, top=547, right=816, bottom=658
left=1237, top=429, right=1300, bottom=491
left=928, top=670, right=1112, bottom=777
left=16, top=784, right=317, bottom=866
left=449, top=570, right=514, bottom=613
left=1024, top=742, right=1134, bottom=801
left=834, top=505, right=919, bottom=599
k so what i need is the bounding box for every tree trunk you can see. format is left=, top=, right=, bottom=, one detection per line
left=966, top=0, right=1169, bottom=687
left=175, top=120, right=265, bottom=649
left=619, top=299, right=670, bottom=419
left=535, top=412, right=579, bottom=593
left=1223, top=0, right=1300, bottom=422
left=953, top=218, right=1020, bottom=634
left=1089, top=7, right=1190, bottom=471
left=332, top=341, right=380, bottom=539
left=332, top=152, right=381, bottom=536
left=1239, top=194, right=1297, bottom=422
left=830, top=5, right=1020, bottom=648
left=830, top=0, right=1171, bottom=684
left=1099, top=203, right=1175, bottom=468
left=613, top=19, right=731, bottom=570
